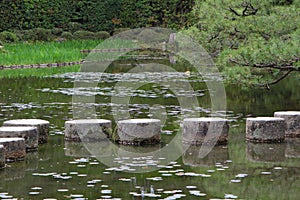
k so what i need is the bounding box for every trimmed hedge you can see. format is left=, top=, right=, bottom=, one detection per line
left=0, top=31, right=19, bottom=43
left=0, top=29, right=110, bottom=43
left=61, top=32, right=74, bottom=40
left=73, top=30, right=96, bottom=40
left=0, top=0, right=195, bottom=33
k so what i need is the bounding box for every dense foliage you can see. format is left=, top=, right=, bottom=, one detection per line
left=0, top=0, right=299, bottom=87
left=0, top=0, right=194, bottom=33
left=183, top=0, right=299, bottom=87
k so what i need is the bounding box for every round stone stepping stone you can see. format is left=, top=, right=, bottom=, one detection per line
left=117, top=119, right=161, bottom=145
left=0, top=138, right=26, bottom=162
left=0, top=126, right=38, bottom=151
left=274, top=111, right=300, bottom=137
left=0, top=145, right=5, bottom=168
left=183, top=118, right=229, bottom=145
left=64, top=119, right=112, bottom=142
left=246, top=117, right=286, bottom=143
left=3, top=119, right=50, bottom=144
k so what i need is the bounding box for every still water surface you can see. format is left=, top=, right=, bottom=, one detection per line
left=0, top=71, right=299, bottom=199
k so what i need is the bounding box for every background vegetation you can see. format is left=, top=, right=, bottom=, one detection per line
left=0, top=0, right=194, bottom=33
left=0, top=0, right=299, bottom=87
left=183, top=0, right=299, bottom=87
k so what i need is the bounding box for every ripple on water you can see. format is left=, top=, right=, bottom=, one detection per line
left=101, top=190, right=112, bottom=194
left=224, top=193, right=238, bottom=199
left=189, top=190, right=206, bottom=197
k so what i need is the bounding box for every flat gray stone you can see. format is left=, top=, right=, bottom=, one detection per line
left=65, top=119, right=112, bottom=142
left=3, top=119, right=50, bottom=144
left=0, top=138, right=26, bottom=162
left=117, top=119, right=161, bottom=145
left=246, top=117, right=286, bottom=143
left=0, top=126, right=38, bottom=151
left=183, top=118, right=229, bottom=145
left=274, top=111, right=300, bottom=137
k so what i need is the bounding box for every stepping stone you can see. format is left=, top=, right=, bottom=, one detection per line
left=183, top=118, right=229, bottom=145
left=0, top=126, right=38, bottom=151
left=274, top=111, right=300, bottom=137
left=3, top=119, right=50, bottom=144
left=0, top=145, right=5, bottom=168
left=246, top=117, right=286, bottom=143
left=0, top=138, right=26, bottom=162
left=117, top=119, right=161, bottom=145
left=64, top=119, right=112, bottom=142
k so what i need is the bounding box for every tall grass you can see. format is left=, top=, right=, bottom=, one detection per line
left=0, top=40, right=103, bottom=66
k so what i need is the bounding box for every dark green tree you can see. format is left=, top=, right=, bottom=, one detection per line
left=184, top=0, right=299, bottom=88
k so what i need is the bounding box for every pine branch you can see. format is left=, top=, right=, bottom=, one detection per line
left=255, top=69, right=294, bottom=89
left=229, top=57, right=300, bottom=71
left=228, top=2, right=258, bottom=17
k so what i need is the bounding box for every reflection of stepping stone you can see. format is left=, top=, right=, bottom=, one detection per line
left=64, top=141, right=91, bottom=157
left=0, top=126, right=38, bottom=151
left=0, top=138, right=26, bottom=162
left=274, top=111, right=300, bottom=137
left=0, top=145, right=4, bottom=168
left=285, top=138, right=300, bottom=158
left=3, top=119, right=50, bottom=144
left=246, top=142, right=285, bottom=163
left=246, top=117, right=286, bottom=143
left=117, top=119, right=161, bottom=145
left=65, top=119, right=112, bottom=142
left=183, top=118, right=229, bottom=145
left=183, top=145, right=229, bottom=167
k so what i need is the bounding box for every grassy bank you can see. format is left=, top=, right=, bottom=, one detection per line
left=0, top=40, right=103, bottom=66
left=0, top=39, right=104, bottom=78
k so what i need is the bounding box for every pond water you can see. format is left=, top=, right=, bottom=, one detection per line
left=0, top=69, right=299, bottom=200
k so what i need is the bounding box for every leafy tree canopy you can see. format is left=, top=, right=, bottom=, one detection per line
left=183, top=0, right=299, bottom=88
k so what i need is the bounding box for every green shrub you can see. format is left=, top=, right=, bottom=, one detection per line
left=113, top=28, right=130, bottom=35
left=61, top=32, right=74, bottom=40
left=21, top=29, right=36, bottom=41
left=73, top=30, right=96, bottom=40
left=67, top=22, right=83, bottom=33
left=0, top=31, right=18, bottom=43
left=33, top=28, right=54, bottom=41
left=21, top=28, right=54, bottom=42
left=51, top=28, right=64, bottom=36
left=95, top=31, right=110, bottom=39
left=11, top=30, right=24, bottom=41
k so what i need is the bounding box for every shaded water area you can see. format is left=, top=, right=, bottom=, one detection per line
left=0, top=69, right=299, bottom=199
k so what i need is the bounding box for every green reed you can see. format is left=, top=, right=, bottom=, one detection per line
left=0, top=40, right=103, bottom=66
